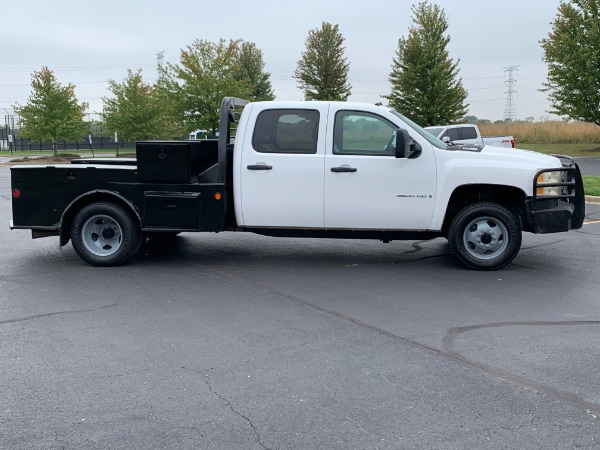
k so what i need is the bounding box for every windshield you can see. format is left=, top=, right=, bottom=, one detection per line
left=390, top=111, right=448, bottom=150
left=424, top=127, right=443, bottom=137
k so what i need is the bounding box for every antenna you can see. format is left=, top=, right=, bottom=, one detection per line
left=503, top=65, right=519, bottom=121
left=156, top=51, right=165, bottom=68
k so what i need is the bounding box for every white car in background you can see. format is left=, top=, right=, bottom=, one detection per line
left=426, top=124, right=515, bottom=148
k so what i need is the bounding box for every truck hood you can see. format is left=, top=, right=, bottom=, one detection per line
left=480, top=145, right=563, bottom=168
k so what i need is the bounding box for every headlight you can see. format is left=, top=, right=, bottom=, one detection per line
left=536, top=171, right=564, bottom=196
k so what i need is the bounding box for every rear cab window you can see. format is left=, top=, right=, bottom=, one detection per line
left=457, top=126, right=477, bottom=140
left=252, top=109, right=320, bottom=154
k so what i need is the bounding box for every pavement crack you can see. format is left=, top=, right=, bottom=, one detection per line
left=393, top=253, right=449, bottom=264
left=520, top=239, right=566, bottom=250
left=404, top=240, right=428, bottom=254
left=345, top=417, right=375, bottom=438
left=442, top=320, right=600, bottom=354
left=0, top=298, right=161, bottom=326
left=203, top=372, right=271, bottom=450
left=442, top=321, right=600, bottom=417
left=0, top=303, right=120, bottom=325
left=575, top=229, right=599, bottom=236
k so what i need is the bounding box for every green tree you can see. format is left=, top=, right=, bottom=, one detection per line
left=156, top=39, right=253, bottom=135
left=102, top=69, right=165, bottom=142
left=235, top=41, right=275, bottom=101
left=384, top=2, right=468, bottom=126
left=14, top=66, right=88, bottom=156
left=541, top=0, right=600, bottom=125
left=294, top=22, right=352, bottom=101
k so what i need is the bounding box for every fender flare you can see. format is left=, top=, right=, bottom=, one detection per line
left=59, top=190, right=142, bottom=246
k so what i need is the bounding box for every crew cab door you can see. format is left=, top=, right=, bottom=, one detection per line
left=237, top=104, right=328, bottom=227
left=324, top=109, right=437, bottom=230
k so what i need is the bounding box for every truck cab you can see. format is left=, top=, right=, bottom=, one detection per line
left=233, top=101, right=437, bottom=231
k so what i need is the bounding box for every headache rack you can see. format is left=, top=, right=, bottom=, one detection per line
left=218, top=97, right=249, bottom=228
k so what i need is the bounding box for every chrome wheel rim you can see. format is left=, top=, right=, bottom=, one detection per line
left=462, top=216, right=508, bottom=260
left=81, top=214, right=123, bottom=257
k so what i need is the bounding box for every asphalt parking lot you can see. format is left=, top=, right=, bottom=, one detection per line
left=1, top=165, right=600, bottom=449
left=575, top=156, right=600, bottom=176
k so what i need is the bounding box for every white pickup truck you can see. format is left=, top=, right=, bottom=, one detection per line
left=425, top=124, right=515, bottom=148
left=10, top=97, right=584, bottom=270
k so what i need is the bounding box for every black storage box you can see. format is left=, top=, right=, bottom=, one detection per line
left=137, top=141, right=190, bottom=183
left=136, top=140, right=219, bottom=183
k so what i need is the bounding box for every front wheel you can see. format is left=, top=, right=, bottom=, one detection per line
left=71, top=202, right=141, bottom=267
left=448, top=202, right=522, bottom=270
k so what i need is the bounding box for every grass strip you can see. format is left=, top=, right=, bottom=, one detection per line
left=583, top=176, right=600, bottom=197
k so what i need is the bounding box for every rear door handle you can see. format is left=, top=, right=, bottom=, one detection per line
left=247, top=164, right=273, bottom=170
left=331, top=166, right=357, bottom=173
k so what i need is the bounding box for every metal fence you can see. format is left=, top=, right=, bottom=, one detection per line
left=0, top=127, right=133, bottom=152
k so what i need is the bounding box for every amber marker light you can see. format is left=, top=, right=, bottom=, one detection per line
left=12, top=189, right=20, bottom=198
left=214, top=192, right=222, bottom=200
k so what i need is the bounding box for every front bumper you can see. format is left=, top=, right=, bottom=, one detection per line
left=525, top=155, right=585, bottom=234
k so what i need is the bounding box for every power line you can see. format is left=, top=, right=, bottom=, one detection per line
left=463, top=76, right=506, bottom=81
left=0, top=64, right=155, bottom=73
left=469, top=98, right=506, bottom=103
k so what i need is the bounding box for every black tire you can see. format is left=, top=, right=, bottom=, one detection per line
left=71, top=202, right=141, bottom=267
left=448, top=202, right=522, bottom=270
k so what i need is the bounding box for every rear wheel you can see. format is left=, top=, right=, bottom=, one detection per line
left=448, top=202, right=521, bottom=270
left=71, top=202, right=141, bottom=266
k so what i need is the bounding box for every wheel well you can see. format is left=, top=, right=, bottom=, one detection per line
left=60, top=192, right=141, bottom=246
left=442, top=184, right=527, bottom=235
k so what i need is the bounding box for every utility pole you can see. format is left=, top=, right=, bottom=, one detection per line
left=503, top=65, right=519, bottom=122
left=3, top=108, right=15, bottom=154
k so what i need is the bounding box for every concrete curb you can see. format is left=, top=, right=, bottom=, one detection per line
left=585, top=195, right=600, bottom=204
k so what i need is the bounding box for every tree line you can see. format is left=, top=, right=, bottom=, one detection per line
left=13, top=0, right=600, bottom=156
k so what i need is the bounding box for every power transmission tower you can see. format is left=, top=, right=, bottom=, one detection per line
left=503, top=65, right=519, bottom=121
left=156, top=51, right=165, bottom=68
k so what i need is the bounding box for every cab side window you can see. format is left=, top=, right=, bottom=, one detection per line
left=252, top=109, right=320, bottom=154
left=334, top=111, right=397, bottom=156
left=458, top=126, right=477, bottom=140
left=442, top=128, right=460, bottom=141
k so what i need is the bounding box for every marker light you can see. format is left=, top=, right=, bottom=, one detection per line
left=12, top=189, right=20, bottom=198
left=214, top=192, right=222, bottom=200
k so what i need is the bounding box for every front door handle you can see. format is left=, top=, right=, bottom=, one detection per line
left=247, top=164, right=273, bottom=170
left=331, top=166, right=357, bottom=173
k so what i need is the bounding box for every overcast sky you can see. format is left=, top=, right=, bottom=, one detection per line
left=1, top=0, right=562, bottom=122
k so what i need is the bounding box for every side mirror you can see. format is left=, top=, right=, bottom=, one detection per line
left=395, top=129, right=421, bottom=158
left=442, top=136, right=450, bottom=144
